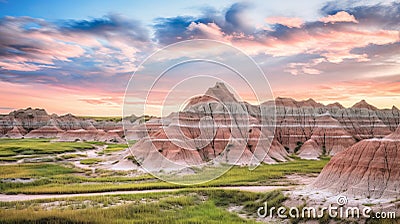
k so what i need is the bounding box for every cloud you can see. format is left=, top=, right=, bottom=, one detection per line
left=321, top=1, right=400, bottom=28
left=320, top=11, right=358, bottom=24
left=79, top=96, right=122, bottom=105
left=0, top=106, right=15, bottom=111
left=0, top=16, right=85, bottom=72
left=153, top=2, right=255, bottom=45
left=273, top=75, right=400, bottom=108
left=63, top=14, right=149, bottom=42
left=0, top=1, right=399, bottom=114
left=186, top=22, right=226, bottom=41
left=265, top=17, right=304, bottom=28
left=0, top=15, right=151, bottom=74
left=285, top=58, right=326, bottom=75
left=153, top=16, right=197, bottom=45
left=152, top=2, right=399, bottom=69
left=224, top=2, right=254, bottom=34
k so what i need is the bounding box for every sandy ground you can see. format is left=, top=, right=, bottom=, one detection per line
left=286, top=187, right=400, bottom=216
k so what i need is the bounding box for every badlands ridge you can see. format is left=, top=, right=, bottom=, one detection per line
left=1, top=82, right=399, bottom=198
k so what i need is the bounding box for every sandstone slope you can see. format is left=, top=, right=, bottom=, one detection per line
left=312, top=126, right=400, bottom=199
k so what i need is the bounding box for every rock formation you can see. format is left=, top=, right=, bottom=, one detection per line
left=272, top=98, right=394, bottom=153
left=351, top=99, right=378, bottom=110
left=57, top=128, right=123, bottom=143
left=129, top=83, right=283, bottom=171
left=312, top=125, right=400, bottom=199
left=127, top=83, right=399, bottom=169
left=0, top=107, right=128, bottom=142
left=25, top=119, right=65, bottom=138
left=4, top=126, right=26, bottom=138
left=1, top=83, right=399, bottom=166
left=297, top=139, right=321, bottom=160
left=309, top=113, right=356, bottom=156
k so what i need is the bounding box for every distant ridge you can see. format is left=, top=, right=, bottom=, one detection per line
left=351, top=99, right=378, bottom=110
left=326, top=102, right=344, bottom=109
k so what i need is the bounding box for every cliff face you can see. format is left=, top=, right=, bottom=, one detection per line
left=312, top=126, right=400, bottom=199
left=130, top=83, right=286, bottom=171
left=127, top=83, right=399, bottom=171
left=1, top=83, right=399, bottom=164
left=272, top=100, right=395, bottom=152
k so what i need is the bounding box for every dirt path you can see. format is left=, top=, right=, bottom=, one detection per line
left=0, top=186, right=295, bottom=202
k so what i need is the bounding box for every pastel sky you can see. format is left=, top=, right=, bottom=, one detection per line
left=0, top=0, right=399, bottom=116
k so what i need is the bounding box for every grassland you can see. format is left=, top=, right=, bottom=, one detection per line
left=0, top=187, right=397, bottom=224
left=0, top=189, right=285, bottom=223
left=0, top=158, right=329, bottom=194
left=60, top=153, right=87, bottom=159
left=96, top=143, right=130, bottom=155
left=0, top=139, right=397, bottom=223
left=80, top=158, right=103, bottom=165
left=0, top=138, right=94, bottom=159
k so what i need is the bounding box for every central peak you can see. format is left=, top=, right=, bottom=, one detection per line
left=204, top=82, right=238, bottom=103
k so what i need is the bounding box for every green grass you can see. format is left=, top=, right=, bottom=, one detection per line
left=0, top=138, right=95, bottom=157
left=0, top=164, right=79, bottom=192
left=104, top=144, right=128, bottom=152
left=86, top=142, right=130, bottom=155
left=0, top=188, right=397, bottom=224
left=80, top=158, right=102, bottom=165
left=98, top=143, right=129, bottom=155
left=0, top=189, right=281, bottom=223
left=0, top=158, right=329, bottom=194
left=0, top=164, right=77, bottom=179
left=0, top=157, right=19, bottom=162
left=60, top=153, right=87, bottom=159
left=170, top=157, right=330, bottom=186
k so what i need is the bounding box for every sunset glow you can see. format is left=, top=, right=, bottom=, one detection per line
left=0, top=0, right=399, bottom=115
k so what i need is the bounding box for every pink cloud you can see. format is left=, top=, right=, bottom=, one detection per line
left=265, top=17, right=304, bottom=28
left=285, top=58, right=326, bottom=75
left=178, top=19, right=398, bottom=75
left=0, top=18, right=86, bottom=71
left=187, top=22, right=227, bottom=41
left=0, top=16, right=149, bottom=73
left=185, top=17, right=393, bottom=62
left=79, top=97, right=123, bottom=105
left=320, top=11, right=358, bottom=24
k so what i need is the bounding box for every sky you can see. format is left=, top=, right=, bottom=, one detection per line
left=0, top=0, right=399, bottom=116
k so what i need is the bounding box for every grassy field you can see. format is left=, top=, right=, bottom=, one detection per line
left=0, top=158, right=329, bottom=194
left=0, top=186, right=396, bottom=224
left=97, top=143, right=130, bottom=155
left=0, top=139, right=397, bottom=223
left=80, top=158, right=103, bottom=165
left=0, top=189, right=285, bottom=223
left=0, top=138, right=95, bottom=159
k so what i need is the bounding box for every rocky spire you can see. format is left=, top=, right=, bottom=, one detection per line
left=204, top=82, right=238, bottom=103
left=351, top=99, right=377, bottom=110
left=326, top=102, right=344, bottom=109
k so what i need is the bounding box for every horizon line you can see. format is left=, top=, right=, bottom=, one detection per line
left=2, top=97, right=398, bottom=117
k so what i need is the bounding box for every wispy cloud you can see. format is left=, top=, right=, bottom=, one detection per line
left=0, top=14, right=151, bottom=74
